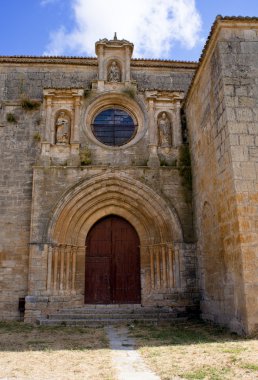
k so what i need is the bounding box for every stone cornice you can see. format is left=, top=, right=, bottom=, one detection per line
left=0, top=55, right=197, bottom=70
left=95, top=37, right=134, bottom=55
left=131, top=60, right=197, bottom=70
left=0, top=56, right=97, bottom=65
left=43, top=88, right=84, bottom=98
left=145, top=90, right=184, bottom=102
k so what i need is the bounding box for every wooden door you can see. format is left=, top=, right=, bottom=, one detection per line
left=85, top=215, right=140, bottom=304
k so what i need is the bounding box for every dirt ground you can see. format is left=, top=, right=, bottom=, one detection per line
left=129, top=321, right=258, bottom=380
left=0, top=321, right=257, bottom=380
left=0, top=322, right=115, bottom=380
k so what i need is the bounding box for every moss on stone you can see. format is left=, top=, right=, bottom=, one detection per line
left=178, top=144, right=192, bottom=191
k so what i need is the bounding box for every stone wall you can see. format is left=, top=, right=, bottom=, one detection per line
left=131, top=65, right=195, bottom=92
left=1, top=20, right=257, bottom=332
left=0, top=59, right=196, bottom=101
left=0, top=58, right=196, bottom=320
left=0, top=101, right=41, bottom=319
left=0, top=64, right=97, bottom=101
left=219, top=24, right=258, bottom=334
left=185, top=18, right=258, bottom=334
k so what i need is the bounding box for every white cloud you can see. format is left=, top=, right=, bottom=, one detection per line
left=44, top=0, right=202, bottom=58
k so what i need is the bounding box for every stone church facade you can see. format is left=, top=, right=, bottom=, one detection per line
left=0, top=17, right=257, bottom=335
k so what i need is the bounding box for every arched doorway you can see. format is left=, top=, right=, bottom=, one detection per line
left=85, top=215, right=141, bottom=304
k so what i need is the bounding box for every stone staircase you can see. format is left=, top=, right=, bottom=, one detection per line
left=37, top=304, right=187, bottom=326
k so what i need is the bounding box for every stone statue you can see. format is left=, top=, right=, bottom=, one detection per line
left=55, top=111, right=70, bottom=144
left=158, top=112, right=171, bottom=148
left=108, top=61, right=120, bottom=82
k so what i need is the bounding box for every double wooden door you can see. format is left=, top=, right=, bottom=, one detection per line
left=85, top=215, right=141, bottom=304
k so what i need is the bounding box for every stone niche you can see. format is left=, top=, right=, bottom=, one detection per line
left=40, top=88, right=84, bottom=166
left=145, top=90, right=184, bottom=167
left=93, top=34, right=135, bottom=92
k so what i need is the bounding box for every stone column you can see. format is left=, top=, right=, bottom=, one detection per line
left=167, top=243, right=175, bottom=288
left=40, top=97, right=52, bottom=166
left=98, top=45, right=104, bottom=81
left=47, top=245, right=53, bottom=293
left=65, top=246, right=71, bottom=291
left=125, top=46, right=131, bottom=82
left=147, top=99, right=160, bottom=167
left=72, top=247, right=77, bottom=293
left=45, top=97, right=52, bottom=142
left=68, top=95, right=81, bottom=166
left=174, top=101, right=182, bottom=147
left=72, top=96, right=81, bottom=143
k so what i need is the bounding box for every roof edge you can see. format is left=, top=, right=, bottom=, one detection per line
left=184, top=15, right=258, bottom=105
left=0, top=55, right=197, bottom=68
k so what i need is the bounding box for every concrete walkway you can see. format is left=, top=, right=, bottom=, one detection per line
left=106, top=325, right=160, bottom=380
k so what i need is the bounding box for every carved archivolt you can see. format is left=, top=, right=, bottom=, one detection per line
left=42, top=173, right=184, bottom=297
left=47, top=172, right=183, bottom=246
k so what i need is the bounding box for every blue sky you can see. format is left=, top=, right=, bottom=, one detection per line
left=0, top=0, right=257, bottom=61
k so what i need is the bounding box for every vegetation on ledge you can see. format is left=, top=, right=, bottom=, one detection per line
left=178, top=144, right=192, bottom=192
left=6, top=113, right=17, bottom=123
left=21, top=98, right=41, bottom=111
left=80, top=146, right=92, bottom=166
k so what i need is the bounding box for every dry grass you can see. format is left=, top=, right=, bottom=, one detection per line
left=1, top=320, right=257, bottom=380
left=0, top=322, right=115, bottom=380
left=129, top=320, right=258, bottom=380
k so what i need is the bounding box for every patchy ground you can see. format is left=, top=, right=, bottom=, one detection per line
left=0, top=321, right=257, bottom=380
left=129, top=320, right=258, bottom=380
left=0, top=322, right=115, bottom=380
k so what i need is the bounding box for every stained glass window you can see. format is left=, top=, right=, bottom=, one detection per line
left=92, top=108, right=137, bottom=146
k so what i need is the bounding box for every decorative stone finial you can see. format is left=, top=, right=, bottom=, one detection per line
left=95, top=35, right=134, bottom=56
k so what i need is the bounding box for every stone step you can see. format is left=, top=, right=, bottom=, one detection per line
left=47, top=312, right=177, bottom=320
left=66, top=305, right=171, bottom=310
left=56, top=308, right=173, bottom=315
left=38, top=318, right=160, bottom=326
left=37, top=305, right=185, bottom=326
left=38, top=316, right=187, bottom=327
left=72, top=304, right=142, bottom=308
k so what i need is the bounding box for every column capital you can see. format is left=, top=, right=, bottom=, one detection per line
left=148, top=98, right=155, bottom=110
left=46, top=97, right=52, bottom=107
left=74, top=96, right=82, bottom=107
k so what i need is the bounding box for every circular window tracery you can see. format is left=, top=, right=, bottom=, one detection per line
left=91, top=108, right=137, bottom=146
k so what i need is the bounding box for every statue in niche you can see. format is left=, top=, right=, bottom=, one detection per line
left=158, top=112, right=172, bottom=148
left=55, top=111, right=70, bottom=144
left=108, top=61, right=120, bottom=82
